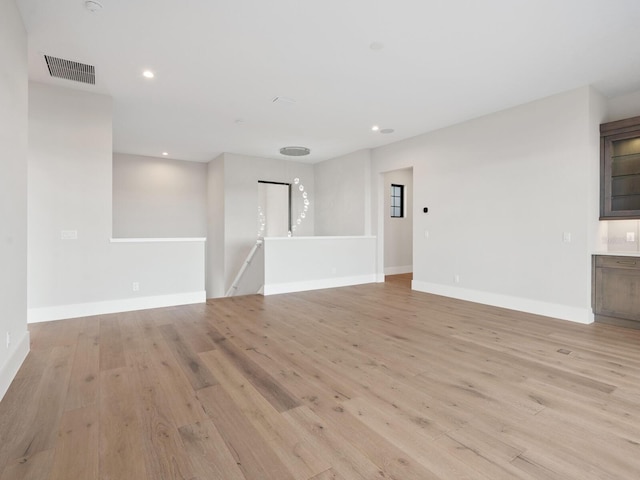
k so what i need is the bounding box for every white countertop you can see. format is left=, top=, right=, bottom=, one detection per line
left=593, top=251, right=640, bottom=257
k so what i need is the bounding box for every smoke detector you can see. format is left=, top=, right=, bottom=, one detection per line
left=279, top=146, right=310, bottom=157
left=84, top=1, right=103, bottom=13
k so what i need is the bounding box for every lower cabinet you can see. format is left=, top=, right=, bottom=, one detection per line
left=592, top=255, right=640, bottom=329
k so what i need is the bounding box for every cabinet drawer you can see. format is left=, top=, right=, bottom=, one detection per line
left=595, top=255, right=640, bottom=270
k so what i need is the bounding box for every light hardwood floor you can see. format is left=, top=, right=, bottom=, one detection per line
left=2, top=281, right=640, bottom=479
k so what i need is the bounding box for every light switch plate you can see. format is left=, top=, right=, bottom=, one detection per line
left=61, top=230, right=78, bottom=240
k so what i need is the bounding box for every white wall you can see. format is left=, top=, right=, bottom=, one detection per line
left=206, top=154, right=225, bottom=297
left=604, top=89, right=640, bottom=123
left=206, top=152, right=314, bottom=297
left=112, top=153, right=207, bottom=238
left=383, top=168, right=413, bottom=274
left=371, top=86, right=604, bottom=324
left=314, top=149, right=371, bottom=236
left=28, top=83, right=205, bottom=321
left=0, top=0, right=29, bottom=401
left=263, top=236, right=376, bottom=295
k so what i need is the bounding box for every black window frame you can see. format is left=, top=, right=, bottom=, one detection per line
left=390, top=184, right=404, bottom=218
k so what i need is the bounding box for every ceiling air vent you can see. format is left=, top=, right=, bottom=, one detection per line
left=44, top=55, right=95, bottom=85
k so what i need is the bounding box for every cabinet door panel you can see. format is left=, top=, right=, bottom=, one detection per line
left=612, top=176, right=640, bottom=196
left=611, top=154, right=640, bottom=176
left=611, top=194, right=640, bottom=212
left=595, top=267, right=640, bottom=321
left=600, top=119, right=640, bottom=219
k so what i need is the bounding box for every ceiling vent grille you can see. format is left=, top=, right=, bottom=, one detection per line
left=44, top=55, right=95, bottom=85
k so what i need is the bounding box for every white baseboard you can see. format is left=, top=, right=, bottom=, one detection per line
left=0, top=330, right=30, bottom=402
left=412, top=281, right=594, bottom=325
left=384, top=265, right=413, bottom=275
left=27, top=291, right=206, bottom=323
left=263, top=274, right=377, bottom=296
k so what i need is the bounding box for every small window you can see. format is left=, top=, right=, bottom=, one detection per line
left=390, top=184, right=404, bottom=218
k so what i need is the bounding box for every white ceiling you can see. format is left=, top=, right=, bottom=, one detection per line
left=16, top=0, right=640, bottom=164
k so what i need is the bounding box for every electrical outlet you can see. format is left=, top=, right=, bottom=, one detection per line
left=627, top=232, right=636, bottom=242
left=563, top=232, right=572, bottom=243
left=132, top=282, right=140, bottom=292
left=454, top=274, right=460, bottom=284
left=6, top=332, right=10, bottom=349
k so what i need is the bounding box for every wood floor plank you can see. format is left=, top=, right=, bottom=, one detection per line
left=143, top=336, right=208, bottom=429
left=99, top=316, right=126, bottom=371
left=0, top=449, right=55, bottom=480
left=196, top=384, right=296, bottom=480
left=64, top=325, right=100, bottom=410
left=99, top=367, right=148, bottom=480
left=199, top=349, right=330, bottom=478
left=128, top=351, right=197, bottom=480
left=3, top=281, right=640, bottom=478
left=178, top=420, right=246, bottom=480
left=158, top=324, right=218, bottom=391
left=49, top=406, right=99, bottom=480
left=309, top=468, right=348, bottom=480
left=0, top=345, right=74, bottom=466
left=207, top=325, right=300, bottom=412
left=0, top=376, right=42, bottom=468
left=311, top=400, right=442, bottom=480
left=168, top=307, right=217, bottom=353
left=284, top=405, right=406, bottom=480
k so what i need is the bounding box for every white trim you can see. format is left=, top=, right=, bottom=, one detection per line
left=110, top=237, right=206, bottom=243
left=384, top=265, right=413, bottom=275
left=376, top=273, right=386, bottom=283
left=28, top=291, right=206, bottom=323
left=264, top=274, right=377, bottom=296
left=265, top=235, right=376, bottom=241
left=412, top=281, right=594, bottom=325
left=0, top=330, right=30, bottom=402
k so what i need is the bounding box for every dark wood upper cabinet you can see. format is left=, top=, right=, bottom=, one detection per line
left=601, top=115, right=640, bottom=219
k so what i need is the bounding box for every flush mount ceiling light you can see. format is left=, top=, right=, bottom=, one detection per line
left=142, top=70, right=155, bottom=79
left=84, top=0, right=103, bottom=13
left=279, top=146, right=310, bottom=157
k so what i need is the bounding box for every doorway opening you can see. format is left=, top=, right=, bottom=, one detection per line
left=382, top=168, right=414, bottom=288
left=258, top=180, right=291, bottom=237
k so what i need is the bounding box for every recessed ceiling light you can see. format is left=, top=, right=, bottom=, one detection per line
left=234, top=118, right=245, bottom=125
left=142, top=70, right=155, bottom=79
left=162, top=152, right=168, bottom=156
left=369, top=42, right=384, bottom=51
left=371, top=125, right=380, bottom=132
left=380, top=128, right=395, bottom=134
